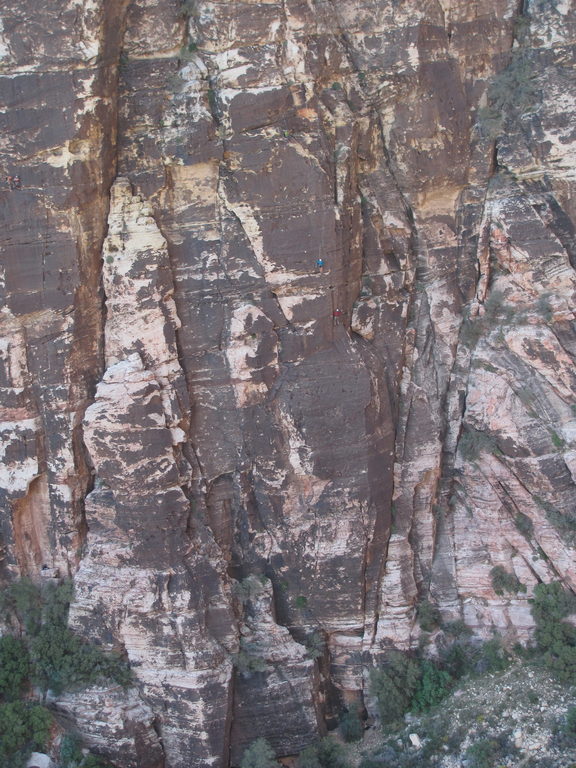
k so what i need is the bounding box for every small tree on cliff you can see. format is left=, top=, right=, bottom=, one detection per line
left=530, top=581, right=576, bottom=681
left=240, top=738, right=279, bottom=768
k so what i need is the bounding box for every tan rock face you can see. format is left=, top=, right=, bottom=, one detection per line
left=1, top=0, right=576, bottom=765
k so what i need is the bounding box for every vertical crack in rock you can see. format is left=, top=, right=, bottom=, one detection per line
left=0, top=0, right=131, bottom=580
left=74, top=177, right=238, bottom=768
left=229, top=576, right=320, bottom=763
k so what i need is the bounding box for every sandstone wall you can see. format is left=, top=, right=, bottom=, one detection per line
left=1, top=0, right=575, bottom=765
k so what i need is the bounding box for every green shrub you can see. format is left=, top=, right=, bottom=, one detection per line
left=82, top=756, right=115, bottom=768
left=477, top=636, right=511, bottom=674
left=460, top=316, right=485, bottom=347
left=443, top=619, right=471, bottom=638
left=232, top=641, right=267, bottom=677
left=482, top=290, right=510, bottom=322
left=478, top=50, right=539, bottom=137
left=0, top=636, right=30, bottom=701
left=296, top=738, right=349, bottom=768
left=233, top=577, right=265, bottom=604
left=459, top=428, right=500, bottom=461
left=30, top=623, right=130, bottom=694
left=530, top=582, right=576, bottom=681
left=417, top=600, right=441, bottom=632
left=358, top=760, right=385, bottom=768
left=60, top=733, right=84, bottom=767
left=295, top=745, right=322, bottom=768
left=550, top=430, right=565, bottom=450
left=0, top=701, right=51, bottom=768
left=180, top=0, right=196, bottom=18
left=340, top=707, right=363, bottom=742
left=0, top=580, right=130, bottom=767
left=207, top=87, right=218, bottom=113
left=490, top=566, right=526, bottom=596
left=537, top=293, right=554, bottom=322
left=60, top=734, right=115, bottom=768
left=542, top=505, right=576, bottom=543
left=316, top=739, right=350, bottom=768
left=514, top=512, right=534, bottom=538
left=465, top=738, right=501, bottom=768
left=410, top=660, right=453, bottom=712
left=460, top=291, right=515, bottom=346
left=241, top=738, right=279, bottom=768
left=370, top=652, right=420, bottom=725
left=441, top=641, right=471, bottom=679
left=0, top=579, right=42, bottom=634
left=440, top=634, right=510, bottom=679
left=42, top=579, right=74, bottom=624
left=305, top=632, right=324, bottom=660
left=565, top=706, right=576, bottom=734
left=1, top=580, right=131, bottom=695
left=531, top=582, right=576, bottom=626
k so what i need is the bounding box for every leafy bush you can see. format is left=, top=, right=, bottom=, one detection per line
left=370, top=652, right=420, bottom=725
left=478, top=50, right=539, bottom=137
left=465, top=738, right=502, bottom=768
left=358, top=760, right=385, bottom=768
left=305, top=631, right=324, bottom=660
left=530, top=582, right=576, bottom=681
left=410, top=660, right=453, bottom=712
left=82, top=757, right=115, bottom=768
left=371, top=650, right=462, bottom=723
left=531, top=581, right=576, bottom=629
left=295, top=745, right=322, bottom=768
left=232, top=641, right=267, bottom=677
left=549, top=430, right=565, bottom=450
left=439, top=634, right=510, bottom=679
left=441, top=641, right=471, bottom=679
left=42, top=579, right=74, bottom=625
left=60, top=734, right=115, bottom=768
left=543, top=505, right=576, bottom=543
left=30, top=623, right=131, bottom=694
left=296, top=738, right=350, bottom=768
left=0, top=579, right=131, bottom=766
left=443, top=620, right=471, bottom=638
left=241, top=738, right=279, bottom=768
left=459, top=428, right=500, bottom=461
left=514, top=512, right=534, bottom=538
left=180, top=0, right=197, bottom=18
left=467, top=733, right=517, bottom=768
left=60, top=733, right=84, bottom=767
left=0, top=636, right=30, bottom=701
left=0, top=579, right=43, bottom=634
left=233, top=576, right=266, bottom=604
left=460, top=291, right=514, bottom=346
left=0, top=581, right=131, bottom=693
left=340, top=707, right=363, bottom=742
left=565, top=706, right=576, bottom=734
left=476, top=636, right=511, bottom=674
left=417, top=600, right=441, bottom=632
left=0, top=701, right=51, bottom=768
left=490, top=566, right=526, bottom=596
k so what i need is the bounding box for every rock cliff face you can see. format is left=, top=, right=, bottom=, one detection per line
left=1, top=0, right=576, bottom=765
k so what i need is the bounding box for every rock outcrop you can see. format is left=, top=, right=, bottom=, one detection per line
left=1, top=0, right=576, bottom=765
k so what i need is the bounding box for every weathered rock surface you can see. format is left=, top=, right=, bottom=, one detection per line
left=1, top=0, right=576, bottom=765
